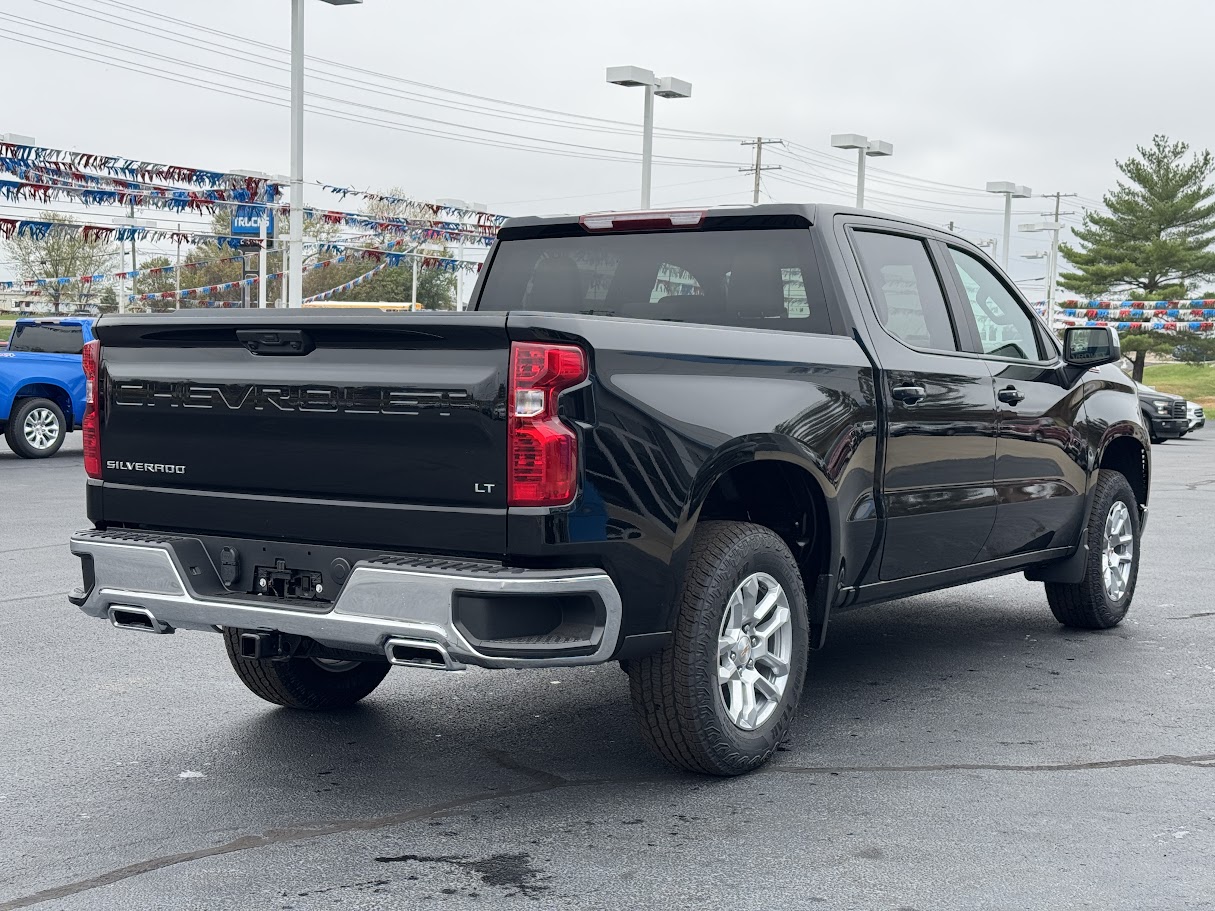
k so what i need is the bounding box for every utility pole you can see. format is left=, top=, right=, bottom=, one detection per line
left=1038, top=192, right=1078, bottom=331
left=174, top=222, right=181, bottom=311
left=740, top=137, right=782, bottom=204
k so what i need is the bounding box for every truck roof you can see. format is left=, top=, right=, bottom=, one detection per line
left=498, top=202, right=948, bottom=237
left=15, top=316, right=94, bottom=325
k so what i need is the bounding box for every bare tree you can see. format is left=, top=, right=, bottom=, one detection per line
left=4, top=212, right=120, bottom=313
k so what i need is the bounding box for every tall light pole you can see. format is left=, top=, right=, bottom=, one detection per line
left=1021, top=220, right=1063, bottom=330
left=606, top=66, right=692, bottom=209
left=287, top=0, right=362, bottom=308
left=985, top=181, right=1032, bottom=269
left=830, top=134, right=894, bottom=208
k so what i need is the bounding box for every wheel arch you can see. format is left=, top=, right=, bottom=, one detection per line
left=674, top=435, right=840, bottom=645
left=1098, top=427, right=1150, bottom=516
left=12, top=383, right=74, bottom=427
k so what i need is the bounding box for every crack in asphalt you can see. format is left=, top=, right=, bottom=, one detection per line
left=774, top=753, right=1215, bottom=774
left=0, top=543, right=69, bottom=557
left=0, top=779, right=604, bottom=911
left=0, top=592, right=64, bottom=606
left=4, top=750, right=1212, bottom=909
left=1168, top=611, right=1215, bottom=620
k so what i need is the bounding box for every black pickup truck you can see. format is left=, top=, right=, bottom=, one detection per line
left=69, top=204, right=1150, bottom=776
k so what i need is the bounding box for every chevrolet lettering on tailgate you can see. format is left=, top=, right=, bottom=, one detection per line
left=111, top=381, right=472, bottom=415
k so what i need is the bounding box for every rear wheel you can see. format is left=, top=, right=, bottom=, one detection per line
left=222, top=628, right=391, bottom=709
left=5, top=397, right=66, bottom=459
left=627, top=521, right=809, bottom=776
left=1045, top=470, right=1140, bottom=629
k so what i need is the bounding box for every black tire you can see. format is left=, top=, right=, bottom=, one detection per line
left=1045, top=470, right=1140, bottom=630
left=4, top=397, right=66, bottom=459
left=222, top=628, right=391, bottom=709
left=627, top=521, right=810, bottom=776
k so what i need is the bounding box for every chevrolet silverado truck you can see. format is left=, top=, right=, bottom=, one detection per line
left=68, top=205, right=1150, bottom=776
left=1, top=316, right=95, bottom=458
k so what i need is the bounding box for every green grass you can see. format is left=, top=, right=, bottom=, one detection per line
left=1143, top=363, right=1215, bottom=404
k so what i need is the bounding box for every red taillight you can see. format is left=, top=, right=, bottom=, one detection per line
left=508, top=342, right=587, bottom=507
left=82, top=339, right=101, bottom=479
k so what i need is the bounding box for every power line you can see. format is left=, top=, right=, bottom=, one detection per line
left=0, top=28, right=736, bottom=170
left=74, top=0, right=749, bottom=143
left=0, top=15, right=737, bottom=169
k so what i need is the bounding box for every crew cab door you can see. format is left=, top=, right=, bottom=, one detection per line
left=940, top=245, right=1089, bottom=558
left=842, top=223, right=998, bottom=580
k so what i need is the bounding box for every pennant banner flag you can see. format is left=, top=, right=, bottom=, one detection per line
left=129, top=250, right=482, bottom=302
left=0, top=252, right=247, bottom=290
left=0, top=157, right=501, bottom=239
left=1057, top=319, right=1215, bottom=332
left=320, top=184, right=507, bottom=226
left=1057, top=308, right=1215, bottom=320
left=0, top=140, right=280, bottom=194
left=303, top=263, right=390, bottom=303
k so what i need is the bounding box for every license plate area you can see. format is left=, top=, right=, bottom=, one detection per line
left=253, top=560, right=328, bottom=602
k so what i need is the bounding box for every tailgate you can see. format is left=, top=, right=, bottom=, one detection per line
left=93, top=311, right=510, bottom=550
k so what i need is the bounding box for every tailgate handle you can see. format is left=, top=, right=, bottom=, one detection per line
left=237, top=329, right=313, bottom=356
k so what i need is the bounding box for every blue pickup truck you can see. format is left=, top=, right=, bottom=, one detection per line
left=0, top=317, right=95, bottom=459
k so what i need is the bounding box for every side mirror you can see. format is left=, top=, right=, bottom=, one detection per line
left=1063, top=325, right=1120, bottom=368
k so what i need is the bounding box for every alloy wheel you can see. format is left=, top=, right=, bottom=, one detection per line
left=717, top=572, right=794, bottom=731
left=23, top=407, right=60, bottom=451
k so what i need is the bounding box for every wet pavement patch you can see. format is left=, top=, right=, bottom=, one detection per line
left=374, top=851, right=550, bottom=898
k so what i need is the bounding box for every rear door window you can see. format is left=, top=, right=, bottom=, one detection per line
left=480, top=228, right=834, bottom=334
left=851, top=231, right=958, bottom=352
left=7, top=323, right=85, bottom=354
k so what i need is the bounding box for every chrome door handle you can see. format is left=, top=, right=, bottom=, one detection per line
left=997, top=386, right=1026, bottom=406
left=892, top=384, right=927, bottom=405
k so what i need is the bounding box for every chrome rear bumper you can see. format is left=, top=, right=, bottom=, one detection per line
left=69, top=530, right=622, bottom=669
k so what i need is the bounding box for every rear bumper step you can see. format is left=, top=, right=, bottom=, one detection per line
left=69, top=530, right=622, bottom=669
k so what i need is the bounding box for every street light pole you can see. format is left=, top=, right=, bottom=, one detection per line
left=1020, top=220, right=1063, bottom=329
left=830, top=134, right=894, bottom=208
left=287, top=0, right=305, bottom=308
left=855, top=148, right=866, bottom=209
left=640, top=84, right=655, bottom=209
left=258, top=214, right=268, bottom=309
left=985, top=181, right=1032, bottom=269
left=285, top=0, right=361, bottom=308
left=607, top=67, right=692, bottom=209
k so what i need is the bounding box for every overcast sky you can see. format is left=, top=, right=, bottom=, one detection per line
left=3, top=0, right=1213, bottom=295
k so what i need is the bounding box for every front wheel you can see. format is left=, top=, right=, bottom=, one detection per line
left=1045, top=470, right=1140, bottom=629
left=222, top=628, right=391, bottom=709
left=627, top=521, right=810, bottom=776
left=4, top=397, right=66, bottom=459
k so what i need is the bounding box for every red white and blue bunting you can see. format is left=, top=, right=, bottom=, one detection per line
left=320, top=184, right=506, bottom=226
left=303, top=263, right=389, bottom=303
left=129, top=250, right=482, bottom=303
left=0, top=252, right=248, bottom=290
left=0, top=141, right=279, bottom=193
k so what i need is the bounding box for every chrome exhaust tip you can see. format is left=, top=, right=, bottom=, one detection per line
left=384, top=637, right=464, bottom=671
left=107, top=605, right=173, bottom=634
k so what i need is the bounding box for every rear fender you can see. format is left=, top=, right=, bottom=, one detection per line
left=10, top=382, right=75, bottom=427
left=670, top=433, right=841, bottom=633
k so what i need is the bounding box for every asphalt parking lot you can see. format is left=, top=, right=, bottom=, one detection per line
left=2, top=433, right=1213, bottom=911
